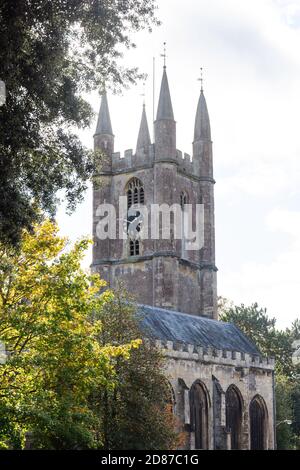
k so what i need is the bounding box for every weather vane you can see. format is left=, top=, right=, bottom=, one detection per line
left=198, top=67, right=204, bottom=92
left=140, top=82, right=146, bottom=105
left=161, top=42, right=167, bottom=68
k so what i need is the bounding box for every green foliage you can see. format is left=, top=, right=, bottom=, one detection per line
left=92, top=288, right=179, bottom=450
left=219, top=301, right=294, bottom=376
left=0, top=0, right=159, bottom=245
left=0, top=220, right=137, bottom=449
left=0, top=221, right=176, bottom=449
left=275, top=376, right=294, bottom=449
left=219, top=297, right=300, bottom=449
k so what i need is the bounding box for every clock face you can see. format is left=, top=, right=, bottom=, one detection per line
left=122, top=208, right=144, bottom=241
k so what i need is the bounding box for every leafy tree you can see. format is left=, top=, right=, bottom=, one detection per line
left=291, top=384, right=300, bottom=448
left=275, top=376, right=295, bottom=450
left=219, top=301, right=294, bottom=376
left=289, top=319, right=300, bottom=341
left=92, top=288, right=179, bottom=450
left=0, top=0, right=159, bottom=245
left=0, top=220, right=138, bottom=449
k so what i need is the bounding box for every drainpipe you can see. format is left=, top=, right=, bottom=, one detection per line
left=272, top=370, right=277, bottom=450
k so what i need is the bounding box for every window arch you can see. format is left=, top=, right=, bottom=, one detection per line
left=225, top=385, right=243, bottom=450
left=126, top=177, right=144, bottom=209
left=126, top=178, right=144, bottom=256
left=250, top=395, right=268, bottom=450
left=180, top=191, right=188, bottom=209
left=190, top=381, right=209, bottom=449
left=180, top=191, right=188, bottom=257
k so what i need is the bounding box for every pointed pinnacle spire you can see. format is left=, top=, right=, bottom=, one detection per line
left=194, top=89, right=211, bottom=142
left=95, top=91, right=113, bottom=136
left=156, top=67, right=174, bottom=121
left=136, top=103, right=151, bottom=152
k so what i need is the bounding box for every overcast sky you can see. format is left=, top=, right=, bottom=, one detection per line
left=57, top=0, right=300, bottom=328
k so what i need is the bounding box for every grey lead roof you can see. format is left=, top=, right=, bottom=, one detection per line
left=138, top=304, right=260, bottom=355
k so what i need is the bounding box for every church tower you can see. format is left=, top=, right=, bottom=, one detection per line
left=91, top=63, right=276, bottom=452
left=92, top=66, right=217, bottom=319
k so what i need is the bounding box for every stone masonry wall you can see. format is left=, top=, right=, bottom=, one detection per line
left=157, top=341, right=275, bottom=450
left=92, top=155, right=217, bottom=318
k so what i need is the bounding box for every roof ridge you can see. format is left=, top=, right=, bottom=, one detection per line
left=138, top=303, right=227, bottom=325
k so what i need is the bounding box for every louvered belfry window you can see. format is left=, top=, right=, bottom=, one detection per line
left=126, top=178, right=144, bottom=256
left=127, top=178, right=144, bottom=209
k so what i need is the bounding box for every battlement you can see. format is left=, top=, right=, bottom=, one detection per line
left=154, top=339, right=275, bottom=371
left=175, top=150, right=195, bottom=175
left=111, top=145, right=155, bottom=172
left=107, top=145, right=200, bottom=178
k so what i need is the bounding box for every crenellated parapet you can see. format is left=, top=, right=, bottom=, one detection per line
left=98, top=145, right=202, bottom=178
left=109, top=145, right=154, bottom=173
left=175, top=150, right=195, bottom=176
left=154, top=339, right=275, bottom=371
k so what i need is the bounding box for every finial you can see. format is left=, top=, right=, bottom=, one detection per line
left=100, top=81, right=107, bottom=95
left=140, top=82, right=146, bottom=106
left=198, top=67, right=204, bottom=92
left=161, top=42, right=167, bottom=68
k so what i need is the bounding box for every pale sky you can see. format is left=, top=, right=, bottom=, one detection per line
left=57, top=0, right=300, bottom=328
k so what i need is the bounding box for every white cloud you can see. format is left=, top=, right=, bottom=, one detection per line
left=266, top=207, right=300, bottom=236
left=219, top=207, right=300, bottom=328
left=274, top=0, right=300, bottom=28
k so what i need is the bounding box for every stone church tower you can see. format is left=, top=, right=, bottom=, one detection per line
left=92, top=65, right=217, bottom=319
left=91, top=66, right=276, bottom=450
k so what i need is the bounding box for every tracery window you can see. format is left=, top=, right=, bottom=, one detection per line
left=180, top=191, right=188, bottom=256
left=127, top=178, right=144, bottom=209
left=129, top=240, right=140, bottom=256
left=190, top=381, right=209, bottom=449
left=180, top=191, right=188, bottom=209
left=225, top=385, right=243, bottom=450
left=126, top=178, right=144, bottom=256
left=250, top=395, right=267, bottom=450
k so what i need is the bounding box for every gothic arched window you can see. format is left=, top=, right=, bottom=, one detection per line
left=225, top=385, right=243, bottom=450
left=190, top=381, right=209, bottom=449
left=180, top=191, right=188, bottom=209
left=127, top=178, right=144, bottom=209
left=180, top=191, right=188, bottom=257
left=250, top=395, right=267, bottom=450
left=126, top=178, right=144, bottom=256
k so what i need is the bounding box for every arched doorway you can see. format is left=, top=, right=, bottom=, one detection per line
left=225, top=385, right=243, bottom=449
left=190, top=381, right=209, bottom=449
left=250, top=395, right=267, bottom=450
